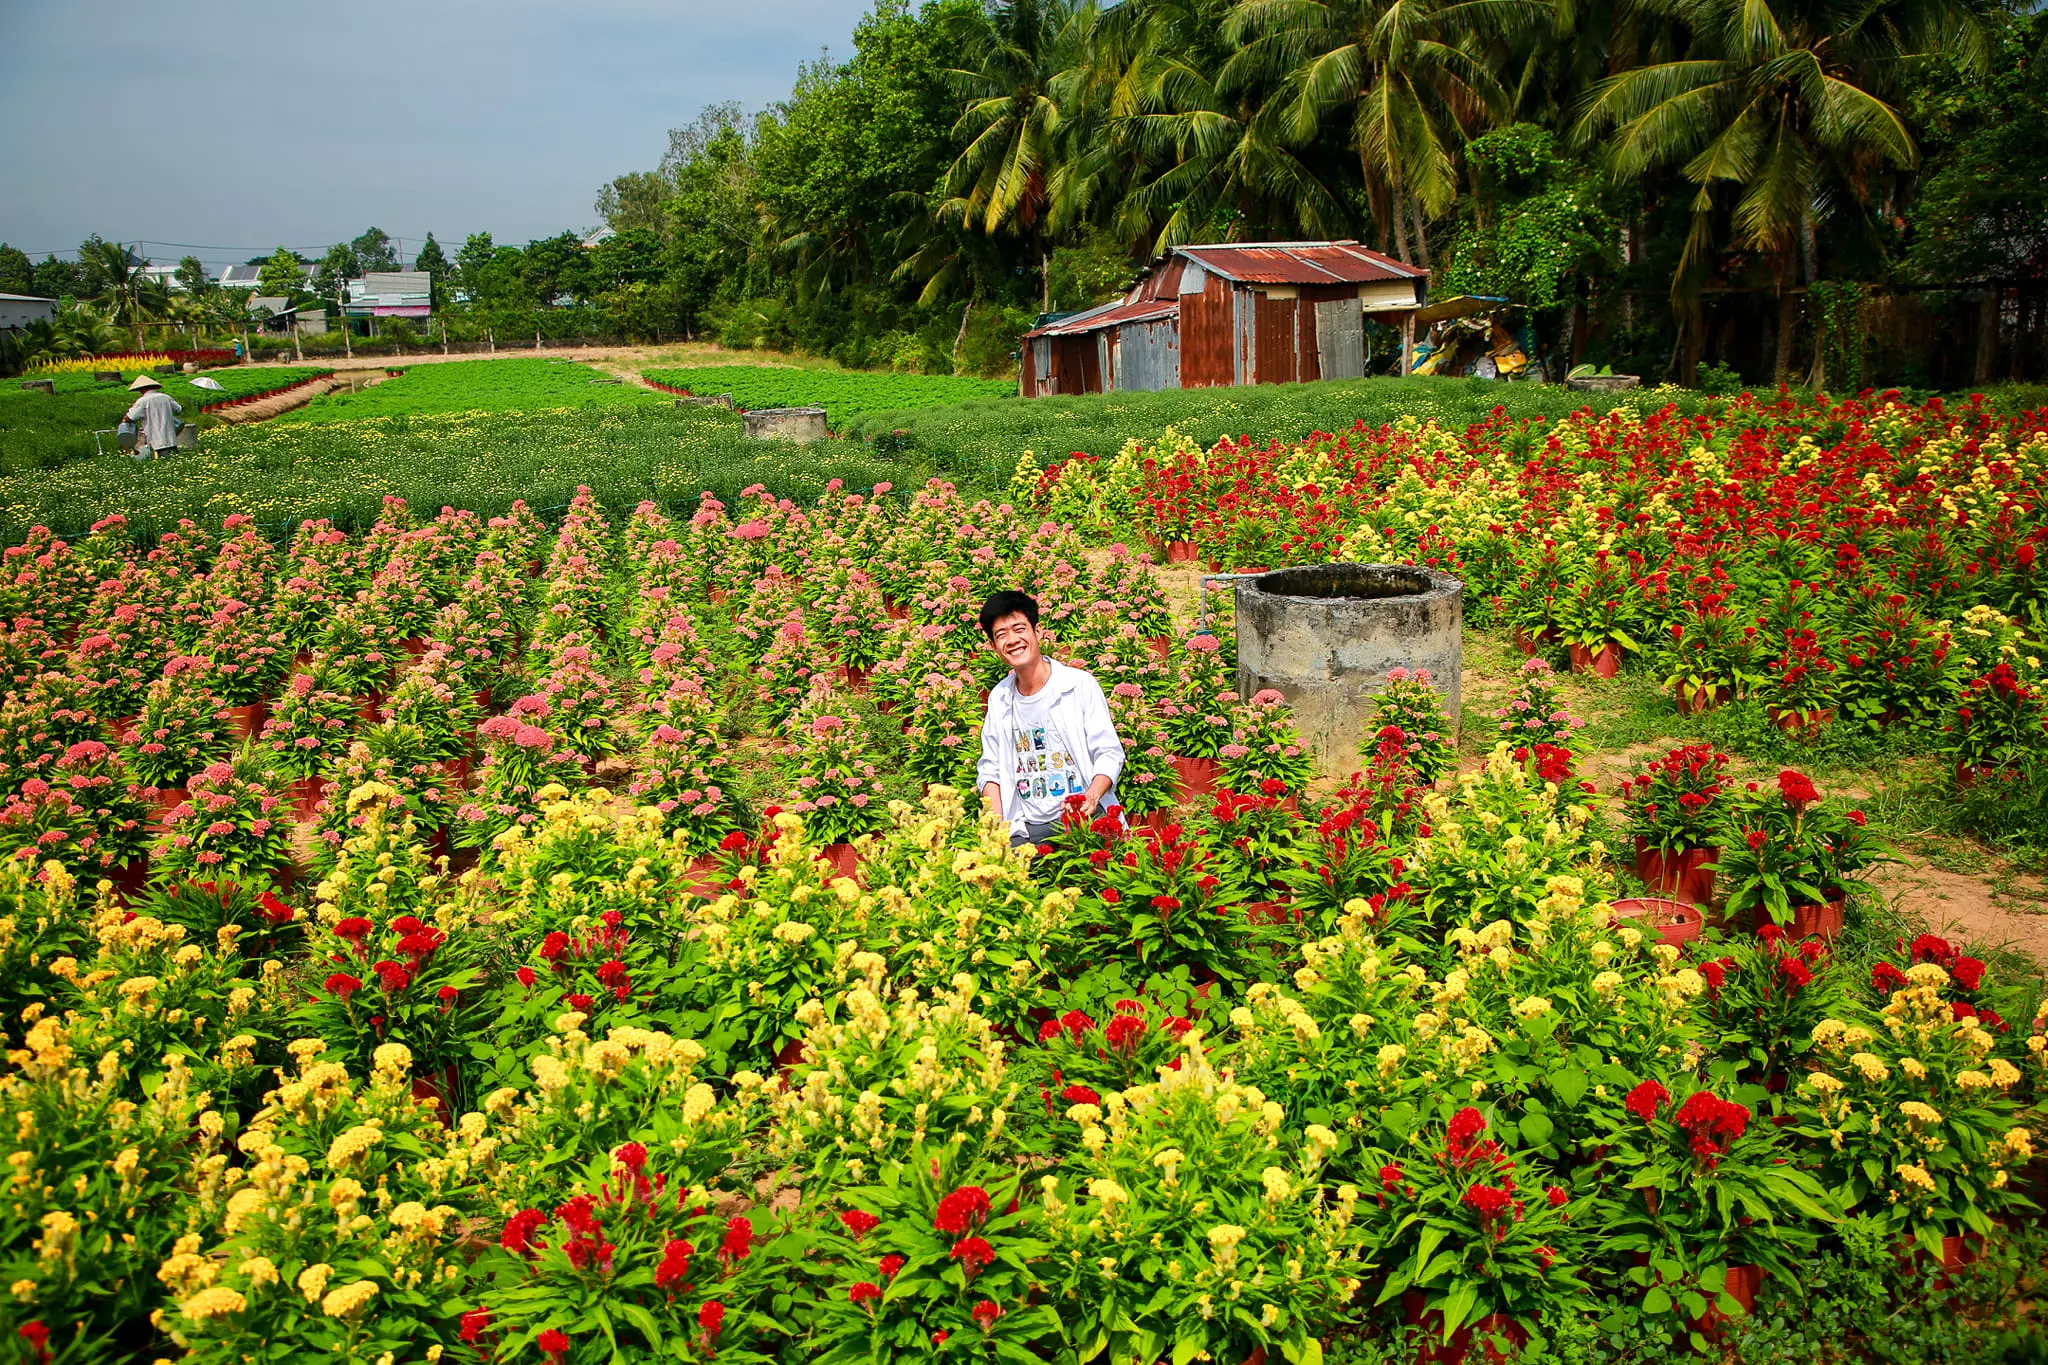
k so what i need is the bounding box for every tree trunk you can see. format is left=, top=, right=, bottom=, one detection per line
left=1801, top=213, right=1827, bottom=390
left=1975, top=288, right=1999, bottom=385
left=953, top=295, right=976, bottom=371
left=1392, top=186, right=1412, bottom=265
left=1411, top=199, right=1432, bottom=272
left=1039, top=238, right=1051, bottom=314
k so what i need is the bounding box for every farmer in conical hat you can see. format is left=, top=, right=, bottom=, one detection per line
left=124, top=373, right=182, bottom=460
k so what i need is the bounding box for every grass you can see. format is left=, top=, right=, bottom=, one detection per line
left=642, top=365, right=1016, bottom=429
left=0, top=366, right=330, bottom=474
left=0, top=404, right=968, bottom=545
left=272, top=357, right=665, bottom=423
left=843, top=373, right=1683, bottom=481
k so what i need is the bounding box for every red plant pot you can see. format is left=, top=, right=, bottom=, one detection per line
left=409, top=1064, right=459, bottom=1128
left=1954, top=762, right=1996, bottom=790
left=1895, top=1233, right=1982, bottom=1289
left=1633, top=839, right=1717, bottom=906
left=818, top=842, right=860, bottom=881
left=439, top=756, right=471, bottom=791
left=1567, top=641, right=1623, bottom=678
left=226, top=701, right=268, bottom=740
left=683, top=854, right=726, bottom=899
left=774, top=1036, right=808, bottom=1090
left=290, top=775, right=329, bottom=822
left=1402, top=1291, right=1527, bottom=1365
left=148, top=786, right=189, bottom=830
left=401, top=637, right=431, bottom=659
left=1787, top=893, right=1846, bottom=940
left=1165, top=540, right=1199, bottom=564
left=1245, top=900, right=1299, bottom=926
left=1609, top=896, right=1704, bottom=948
left=358, top=695, right=384, bottom=723
left=1691, top=1264, right=1763, bottom=1339
left=1139, top=808, right=1178, bottom=837
left=106, top=860, right=150, bottom=901
left=1144, top=635, right=1171, bottom=662
left=1512, top=627, right=1557, bottom=658
left=1673, top=681, right=1730, bottom=715
left=1768, top=705, right=1834, bottom=739
left=838, top=664, right=868, bottom=693
left=1172, top=755, right=1219, bottom=802
left=883, top=598, right=908, bottom=621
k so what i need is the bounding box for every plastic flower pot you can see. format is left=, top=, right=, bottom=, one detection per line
left=1609, top=896, right=1703, bottom=948
left=884, top=598, right=909, bottom=621
left=774, top=1037, right=808, bottom=1090
left=1768, top=705, right=1834, bottom=739
left=1139, top=808, right=1178, bottom=836
left=225, top=701, right=268, bottom=740
left=1673, top=681, right=1730, bottom=715
left=440, top=756, right=472, bottom=790
left=838, top=664, right=868, bottom=692
left=1245, top=900, right=1299, bottom=926
left=1633, top=840, right=1717, bottom=907
left=401, top=637, right=431, bottom=659
left=683, top=855, right=726, bottom=899
left=1894, top=1233, right=1983, bottom=1290
left=1166, top=540, right=1199, bottom=564
left=287, top=775, right=329, bottom=822
left=1144, top=635, right=1171, bottom=662
left=1513, top=627, right=1558, bottom=658
left=818, top=842, right=860, bottom=881
left=1787, top=894, right=1845, bottom=940
left=107, top=860, right=150, bottom=902
left=1568, top=641, right=1623, bottom=678
left=148, top=786, right=189, bottom=830
left=1401, top=1291, right=1527, bottom=1365
left=1954, top=763, right=1996, bottom=790
left=1172, top=755, right=1219, bottom=802
left=357, top=695, right=384, bottom=723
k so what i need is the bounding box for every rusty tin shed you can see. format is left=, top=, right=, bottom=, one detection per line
left=1020, top=241, right=1427, bottom=397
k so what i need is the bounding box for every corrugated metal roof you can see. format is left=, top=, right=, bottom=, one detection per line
left=1025, top=297, right=1179, bottom=338
left=1173, top=241, right=1423, bottom=286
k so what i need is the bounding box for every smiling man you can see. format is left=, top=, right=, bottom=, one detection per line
left=974, top=589, right=1126, bottom=848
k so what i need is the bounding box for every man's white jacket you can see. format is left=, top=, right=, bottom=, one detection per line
left=975, top=659, right=1126, bottom=835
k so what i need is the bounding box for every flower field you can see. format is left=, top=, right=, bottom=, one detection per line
left=0, top=385, right=2045, bottom=1364
left=272, top=359, right=669, bottom=424
left=0, top=367, right=332, bottom=476
left=642, top=366, right=1017, bottom=427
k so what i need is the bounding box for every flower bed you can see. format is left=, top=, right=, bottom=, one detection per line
left=0, top=396, right=2044, bottom=1362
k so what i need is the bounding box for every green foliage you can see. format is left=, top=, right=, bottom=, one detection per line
left=272, top=358, right=662, bottom=424
left=0, top=366, right=328, bottom=474
left=1437, top=125, right=1619, bottom=311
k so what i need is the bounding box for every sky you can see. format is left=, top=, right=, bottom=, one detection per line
left=0, top=0, right=875, bottom=271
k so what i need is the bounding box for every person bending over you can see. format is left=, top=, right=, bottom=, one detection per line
left=974, top=589, right=1126, bottom=848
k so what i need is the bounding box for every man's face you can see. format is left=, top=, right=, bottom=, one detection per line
left=987, top=612, right=1042, bottom=671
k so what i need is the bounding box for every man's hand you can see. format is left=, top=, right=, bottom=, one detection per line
left=1076, top=792, right=1099, bottom=817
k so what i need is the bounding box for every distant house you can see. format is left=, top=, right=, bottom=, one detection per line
left=0, top=293, right=58, bottom=329
left=248, top=296, right=296, bottom=333
left=1019, top=241, right=1429, bottom=396
left=341, top=271, right=432, bottom=333
left=137, top=263, right=203, bottom=291
left=219, top=263, right=317, bottom=292
left=293, top=304, right=328, bottom=336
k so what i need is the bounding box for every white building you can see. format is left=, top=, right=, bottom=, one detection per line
left=0, top=293, right=58, bottom=329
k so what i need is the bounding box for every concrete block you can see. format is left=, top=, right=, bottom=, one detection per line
left=1235, top=564, right=1463, bottom=781
left=742, top=406, right=827, bottom=442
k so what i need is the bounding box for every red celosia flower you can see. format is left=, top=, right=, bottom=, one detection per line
left=1060, top=1084, right=1101, bottom=1107
left=1546, top=1185, right=1568, bottom=1207
left=437, top=985, right=460, bottom=1004
left=840, top=1209, right=880, bottom=1239
left=567, top=993, right=594, bottom=1012
left=257, top=891, right=294, bottom=924
left=1100, top=887, right=1121, bottom=904
left=654, top=1237, right=692, bottom=1290
left=880, top=1253, right=906, bottom=1279
left=458, top=1308, right=489, bottom=1343
left=540, top=930, right=571, bottom=961
left=698, top=1301, right=725, bottom=1340
left=1745, top=828, right=1767, bottom=852
left=1778, top=958, right=1813, bottom=992
left=933, top=1186, right=992, bottom=1235
left=1036, top=1019, right=1062, bottom=1043
left=1058, top=1010, right=1094, bottom=1042
left=1445, top=1106, right=1487, bottom=1160
left=1150, top=895, right=1181, bottom=913
left=614, top=1142, right=647, bottom=1173
left=719, top=1215, right=753, bottom=1263
left=538, top=1328, right=569, bottom=1361
left=1536, top=1244, right=1556, bottom=1271
left=1777, top=769, right=1820, bottom=807
left=1871, top=961, right=1906, bottom=994
left=1673, top=1090, right=1751, bottom=1165
left=1379, top=1163, right=1404, bottom=1192
left=501, top=1208, right=546, bottom=1256
left=1952, top=956, right=1985, bottom=991
left=973, top=1299, right=1004, bottom=1330
left=333, top=916, right=373, bottom=942
left=516, top=966, right=537, bottom=988
left=1624, top=1080, right=1669, bottom=1123
left=850, top=1281, right=882, bottom=1308
left=1462, top=1184, right=1513, bottom=1218
left=324, top=972, right=362, bottom=1000
left=1104, top=1014, right=1147, bottom=1055
left=951, top=1236, right=995, bottom=1276
left=719, top=829, right=749, bottom=851
left=372, top=959, right=410, bottom=991
left=1259, top=777, right=1288, bottom=796
left=19, top=1322, right=50, bottom=1365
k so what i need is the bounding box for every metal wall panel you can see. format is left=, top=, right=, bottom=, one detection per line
left=1314, top=298, right=1365, bottom=379
left=1116, top=319, right=1180, bottom=391
left=1180, top=275, right=1235, bottom=387
left=1178, top=260, right=1207, bottom=294
left=1253, top=290, right=1300, bottom=384
left=1233, top=285, right=1254, bottom=384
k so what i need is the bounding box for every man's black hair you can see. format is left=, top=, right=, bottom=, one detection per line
left=977, top=590, right=1039, bottom=639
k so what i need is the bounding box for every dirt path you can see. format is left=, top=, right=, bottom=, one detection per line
left=1870, top=858, right=2048, bottom=964
left=210, top=374, right=344, bottom=424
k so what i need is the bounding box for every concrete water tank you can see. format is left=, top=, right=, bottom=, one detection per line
left=1235, top=564, right=1463, bottom=781
left=742, top=407, right=828, bottom=442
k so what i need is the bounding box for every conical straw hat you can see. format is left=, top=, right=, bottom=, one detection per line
left=127, top=374, right=163, bottom=391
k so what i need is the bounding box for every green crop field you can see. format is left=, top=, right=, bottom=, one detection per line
left=842, top=373, right=1687, bottom=477
left=0, top=366, right=330, bottom=475
left=642, top=364, right=1016, bottom=427
left=273, top=356, right=666, bottom=422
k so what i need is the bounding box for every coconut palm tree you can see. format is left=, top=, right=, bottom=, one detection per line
left=1224, top=0, right=1542, bottom=264
left=1089, top=0, right=1351, bottom=251
left=80, top=239, right=149, bottom=348
left=1576, top=0, right=1982, bottom=380
left=939, top=0, right=1088, bottom=310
